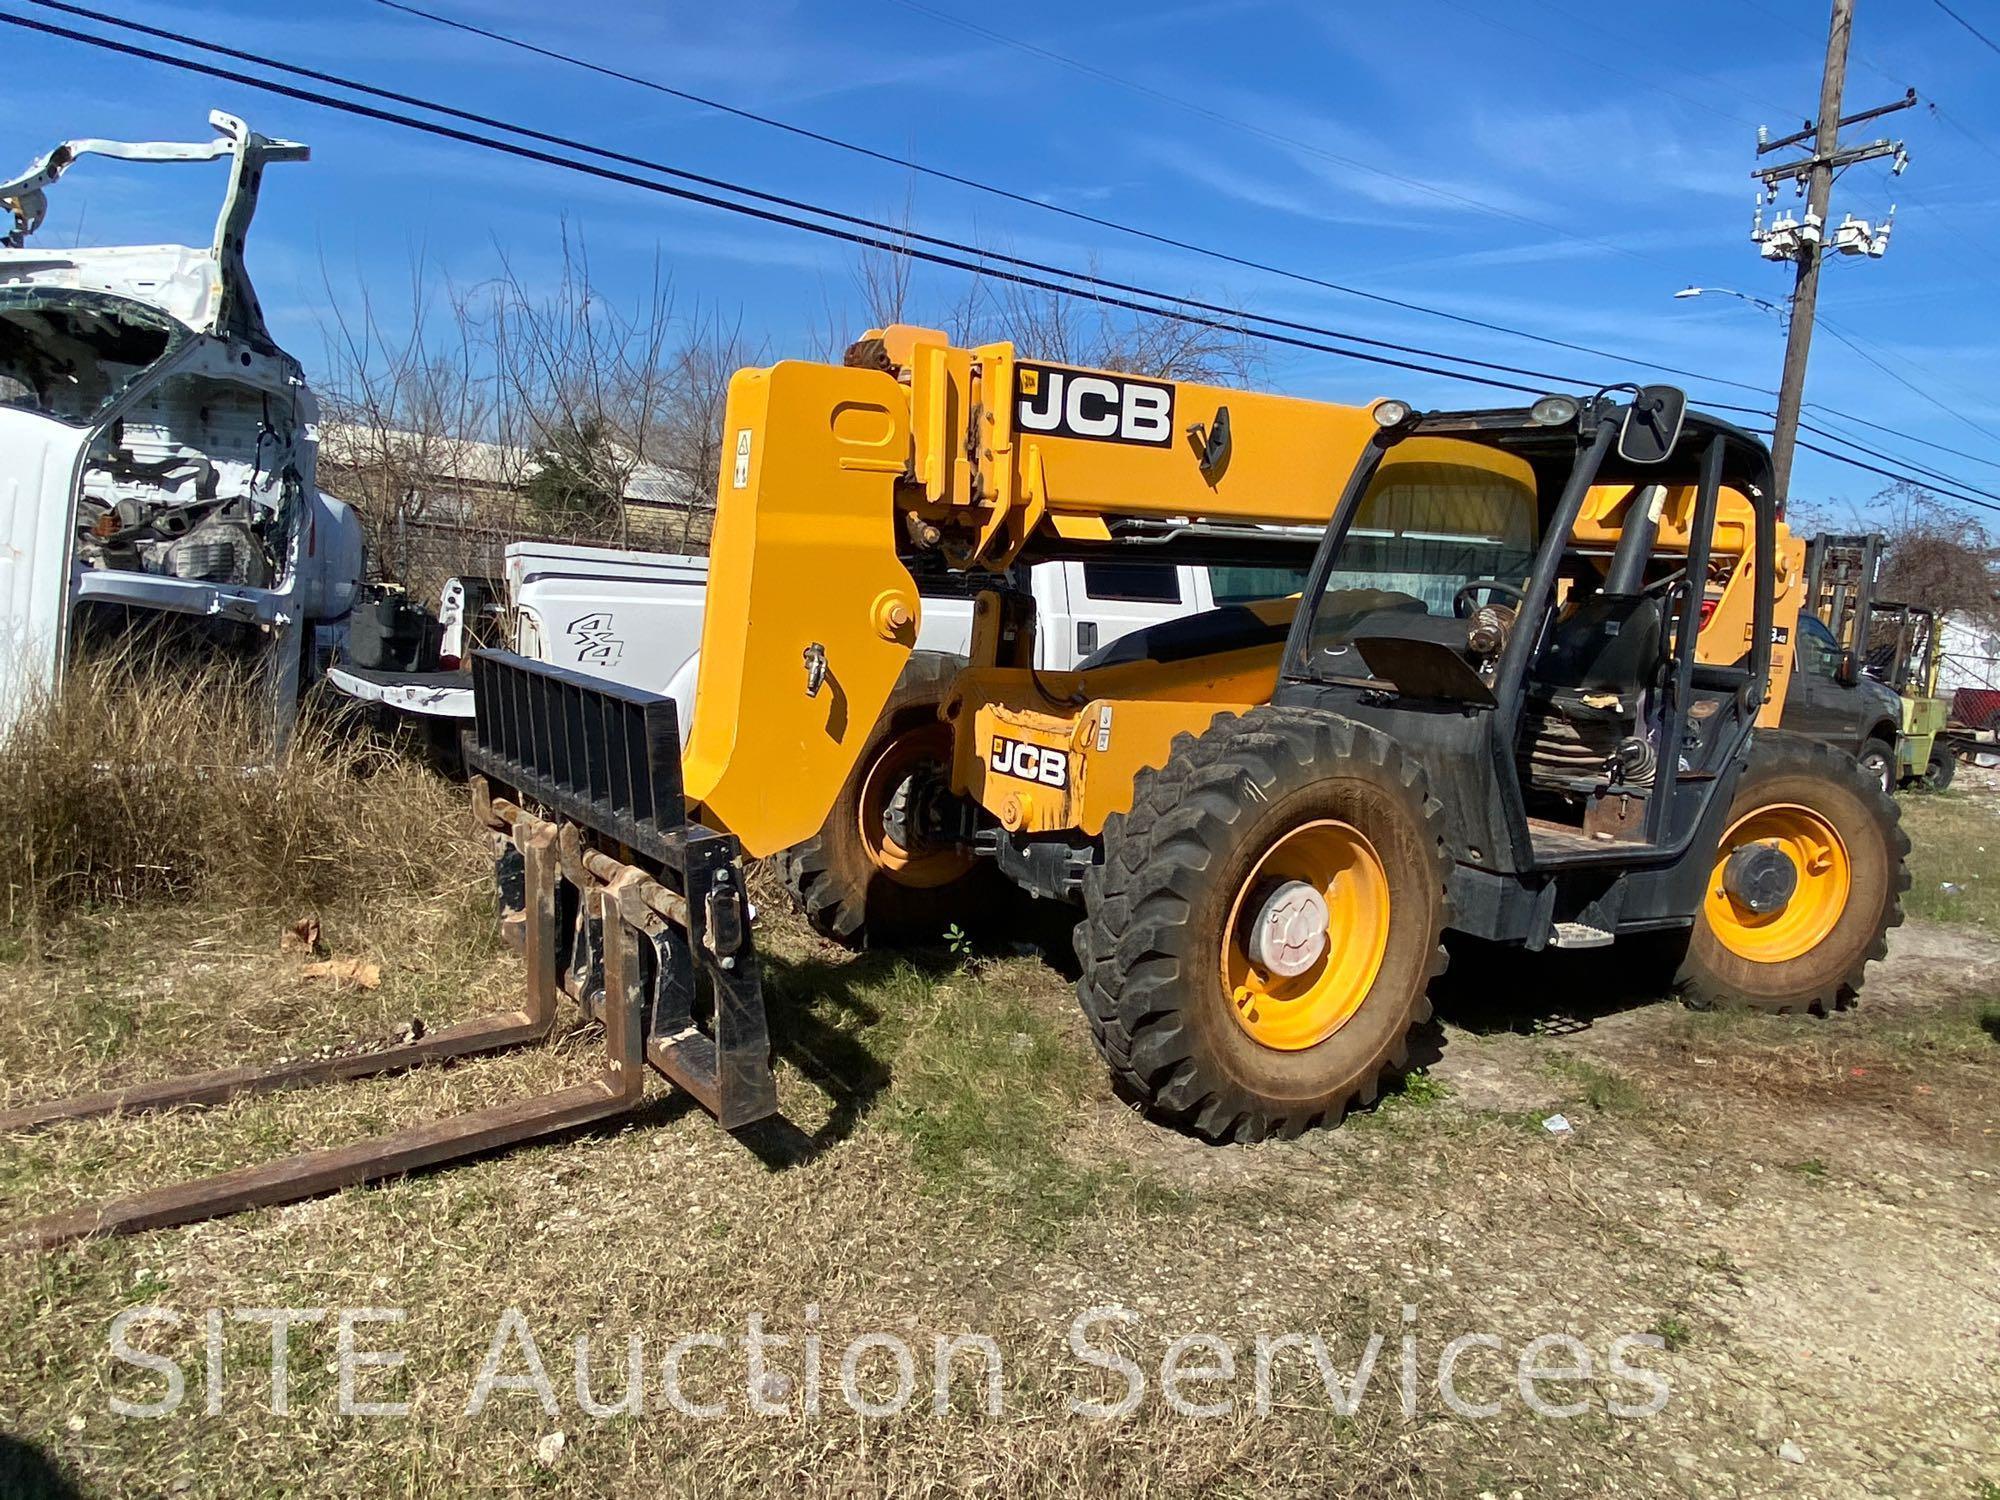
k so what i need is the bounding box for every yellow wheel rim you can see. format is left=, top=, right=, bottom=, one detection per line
left=856, top=724, right=974, bottom=890
left=1705, top=803, right=1850, bottom=963
left=1221, top=819, right=1392, bottom=1051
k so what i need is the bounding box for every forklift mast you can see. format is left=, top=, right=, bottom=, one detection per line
left=1804, top=532, right=1885, bottom=663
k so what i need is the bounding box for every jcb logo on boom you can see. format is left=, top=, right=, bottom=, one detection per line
left=989, top=735, right=1069, bottom=789
left=1015, top=364, right=1174, bottom=447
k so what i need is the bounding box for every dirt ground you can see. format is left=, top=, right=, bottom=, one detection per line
left=0, top=778, right=1993, bottom=1498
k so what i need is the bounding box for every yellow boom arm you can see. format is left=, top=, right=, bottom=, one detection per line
left=681, top=327, right=1397, bottom=854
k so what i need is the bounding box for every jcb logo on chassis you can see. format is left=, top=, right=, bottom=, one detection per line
left=989, top=735, right=1070, bottom=789
left=1015, top=363, right=1174, bottom=447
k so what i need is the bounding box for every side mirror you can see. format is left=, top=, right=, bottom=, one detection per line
left=1617, top=385, right=1687, bottom=464
left=1835, top=649, right=1858, bottom=687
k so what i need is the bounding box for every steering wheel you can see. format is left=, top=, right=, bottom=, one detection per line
left=1453, top=580, right=1527, bottom=618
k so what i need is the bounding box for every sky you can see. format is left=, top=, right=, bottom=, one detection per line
left=3, top=0, right=1996, bottom=517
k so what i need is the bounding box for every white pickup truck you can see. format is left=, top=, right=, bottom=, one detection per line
left=328, top=539, right=1303, bottom=733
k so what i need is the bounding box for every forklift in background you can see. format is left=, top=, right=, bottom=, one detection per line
left=1803, top=534, right=1953, bottom=790
left=1866, top=598, right=1953, bottom=790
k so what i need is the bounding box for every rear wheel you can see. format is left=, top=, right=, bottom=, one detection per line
left=1075, top=706, right=1449, bottom=1142
left=1921, top=747, right=1956, bottom=792
left=1676, top=733, right=1906, bottom=1015
left=778, top=652, right=1001, bottom=946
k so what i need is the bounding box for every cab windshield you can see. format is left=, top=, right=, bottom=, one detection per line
left=1308, top=447, right=1540, bottom=662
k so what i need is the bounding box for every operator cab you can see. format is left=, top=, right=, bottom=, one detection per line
left=1278, top=387, right=1778, bottom=876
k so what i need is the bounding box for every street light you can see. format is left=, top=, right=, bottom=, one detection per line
left=1673, top=285, right=1784, bottom=318
left=1673, top=286, right=1798, bottom=513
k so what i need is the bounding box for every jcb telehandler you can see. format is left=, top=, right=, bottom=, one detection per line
left=2, top=328, right=1905, bottom=1247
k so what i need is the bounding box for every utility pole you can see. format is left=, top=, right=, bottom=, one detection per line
left=1751, top=0, right=1913, bottom=503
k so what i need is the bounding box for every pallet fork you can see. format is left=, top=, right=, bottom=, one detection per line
left=1, top=658, right=778, bottom=1252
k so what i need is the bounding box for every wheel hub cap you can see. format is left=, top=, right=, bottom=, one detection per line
left=1247, top=879, right=1332, bottom=976
left=857, top=726, right=976, bottom=890
left=1221, top=819, right=1393, bottom=1052
left=1721, top=842, right=1798, bottom=915
left=882, top=770, right=922, bottom=852
left=1705, top=803, right=1851, bottom=964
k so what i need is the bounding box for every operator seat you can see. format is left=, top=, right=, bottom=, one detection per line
left=1519, top=584, right=1667, bottom=795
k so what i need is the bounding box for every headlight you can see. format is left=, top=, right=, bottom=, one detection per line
left=1530, top=394, right=1580, bottom=425
left=1372, top=399, right=1412, bottom=428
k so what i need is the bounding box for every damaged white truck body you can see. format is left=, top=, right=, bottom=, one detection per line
left=0, top=111, right=362, bottom=736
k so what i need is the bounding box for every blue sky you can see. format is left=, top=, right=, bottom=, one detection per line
left=4, top=0, right=1995, bottom=514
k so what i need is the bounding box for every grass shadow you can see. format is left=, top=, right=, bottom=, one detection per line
left=0, top=1434, right=85, bottom=1500
left=1429, top=931, right=1682, bottom=1038
left=737, top=945, right=960, bottom=1169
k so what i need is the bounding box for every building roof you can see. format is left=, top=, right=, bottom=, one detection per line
left=315, top=421, right=705, bottom=508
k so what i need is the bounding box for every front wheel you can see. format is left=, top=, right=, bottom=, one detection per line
left=1675, top=733, right=1907, bottom=1015
left=1074, top=706, right=1450, bottom=1142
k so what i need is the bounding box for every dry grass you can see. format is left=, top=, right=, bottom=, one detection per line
left=0, top=712, right=1994, bottom=1496
left=0, top=656, right=473, bottom=941
left=0, top=659, right=502, bottom=1115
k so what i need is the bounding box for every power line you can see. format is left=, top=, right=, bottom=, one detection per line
left=0, top=6, right=1566, bottom=396
left=398, top=0, right=2000, bottom=464
left=1423, top=0, right=1765, bottom=127
left=1845, top=37, right=1916, bottom=94
left=1736, top=17, right=2000, bottom=477
left=1930, top=0, right=2000, bottom=58
left=14, top=4, right=1994, bottom=512
left=1743, top=406, right=2000, bottom=510
left=22, top=2, right=1614, bottom=396
left=1799, top=417, right=2000, bottom=507
left=359, top=0, right=1775, bottom=396
left=1786, top=43, right=2000, bottom=297
left=396, top=0, right=2000, bottom=465
left=1814, top=313, right=2000, bottom=446
left=1930, top=99, right=2000, bottom=166
left=877, top=0, right=1663, bottom=267
left=1876, top=181, right=2000, bottom=295
left=89, top=0, right=2000, bottom=466
left=1749, top=408, right=2000, bottom=510
left=1797, top=439, right=2000, bottom=514
left=1533, top=0, right=1802, bottom=120
left=1847, top=36, right=2000, bottom=165
left=1805, top=400, right=2000, bottom=475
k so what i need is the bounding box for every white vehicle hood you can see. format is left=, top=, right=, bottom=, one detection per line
left=0, top=109, right=306, bottom=344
